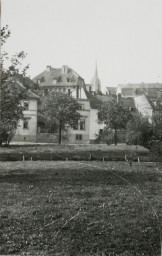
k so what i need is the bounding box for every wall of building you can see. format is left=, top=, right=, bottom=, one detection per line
left=67, top=100, right=90, bottom=144
left=89, top=109, right=104, bottom=142
left=13, top=99, right=38, bottom=142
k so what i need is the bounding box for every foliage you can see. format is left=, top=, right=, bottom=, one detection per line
left=0, top=26, right=29, bottom=145
left=39, top=92, right=81, bottom=143
left=95, top=129, right=114, bottom=145
left=152, top=101, right=162, bottom=141
left=126, top=113, right=153, bottom=146
left=98, top=101, right=132, bottom=145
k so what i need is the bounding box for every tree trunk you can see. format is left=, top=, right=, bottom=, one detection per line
left=114, top=126, right=117, bottom=145
left=58, top=119, right=62, bottom=144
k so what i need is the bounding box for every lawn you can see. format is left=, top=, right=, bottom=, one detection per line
left=0, top=161, right=161, bottom=255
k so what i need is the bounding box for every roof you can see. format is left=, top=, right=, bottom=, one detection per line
left=3, top=77, right=39, bottom=100
left=32, top=66, right=84, bottom=87
left=28, top=90, right=39, bottom=99
left=120, top=97, right=135, bottom=109
left=118, top=83, right=162, bottom=89
left=106, top=87, right=117, bottom=95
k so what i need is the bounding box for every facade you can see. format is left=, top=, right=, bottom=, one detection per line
left=11, top=80, right=39, bottom=142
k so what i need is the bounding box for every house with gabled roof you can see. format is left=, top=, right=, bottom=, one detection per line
left=33, top=65, right=87, bottom=99
left=32, top=65, right=105, bottom=143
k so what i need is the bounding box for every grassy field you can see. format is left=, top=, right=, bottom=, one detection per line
left=0, top=161, right=161, bottom=255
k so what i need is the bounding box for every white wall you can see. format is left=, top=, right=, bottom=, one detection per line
left=15, top=99, right=38, bottom=137
left=89, top=109, right=104, bottom=141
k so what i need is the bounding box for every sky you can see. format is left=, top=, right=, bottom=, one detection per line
left=1, top=0, right=162, bottom=90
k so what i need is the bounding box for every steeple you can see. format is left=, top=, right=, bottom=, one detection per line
left=91, top=61, right=101, bottom=92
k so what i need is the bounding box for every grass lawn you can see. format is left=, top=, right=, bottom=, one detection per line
left=0, top=161, right=161, bottom=255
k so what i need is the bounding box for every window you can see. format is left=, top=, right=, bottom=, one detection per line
left=73, top=119, right=85, bottom=130
left=24, top=101, right=29, bottom=110
left=80, top=120, right=85, bottom=130
left=67, top=78, right=70, bottom=83
left=68, top=89, right=71, bottom=95
left=129, top=107, right=134, bottom=111
left=76, top=134, right=82, bottom=141
left=53, top=79, right=57, bottom=84
left=23, top=118, right=30, bottom=129
left=63, top=88, right=66, bottom=92
left=78, top=104, right=84, bottom=110
left=73, top=122, right=78, bottom=130
left=99, top=129, right=103, bottom=134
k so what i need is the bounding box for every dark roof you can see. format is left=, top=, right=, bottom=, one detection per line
left=28, top=90, right=39, bottom=99
left=120, top=97, right=135, bottom=109
left=85, top=88, right=135, bottom=110
left=106, top=87, right=117, bottom=95
left=32, top=66, right=84, bottom=87
left=3, top=77, right=39, bottom=99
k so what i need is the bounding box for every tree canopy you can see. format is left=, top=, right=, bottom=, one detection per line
left=0, top=26, right=29, bottom=145
left=39, top=92, right=81, bottom=144
left=98, top=101, right=132, bottom=145
left=126, top=113, right=153, bottom=146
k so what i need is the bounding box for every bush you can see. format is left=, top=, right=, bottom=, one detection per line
left=125, top=131, right=140, bottom=145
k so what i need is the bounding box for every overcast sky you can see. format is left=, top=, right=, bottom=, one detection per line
left=2, top=0, right=162, bottom=89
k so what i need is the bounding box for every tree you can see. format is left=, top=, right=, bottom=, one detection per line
left=126, top=113, right=153, bottom=146
left=39, top=92, right=81, bottom=144
left=0, top=26, right=29, bottom=145
left=98, top=101, right=132, bottom=145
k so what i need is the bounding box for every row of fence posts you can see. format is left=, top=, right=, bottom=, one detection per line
left=22, top=154, right=140, bottom=163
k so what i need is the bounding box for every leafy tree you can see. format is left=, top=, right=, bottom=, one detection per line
left=0, top=26, right=29, bottom=145
left=98, top=101, right=132, bottom=145
left=126, top=113, right=153, bottom=146
left=152, top=98, right=162, bottom=141
left=39, top=92, right=81, bottom=144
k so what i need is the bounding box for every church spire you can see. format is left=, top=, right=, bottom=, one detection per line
left=95, top=61, right=98, bottom=77
left=91, top=61, right=101, bottom=92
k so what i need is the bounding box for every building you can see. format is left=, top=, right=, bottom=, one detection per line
left=33, top=65, right=104, bottom=144
left=8, top=79, right=39, bottom=142
left=116, top=83, right=162, bottom=123
left=13, top=92, right=39, bottom=142
left=33, top=65, right=87, bottom=99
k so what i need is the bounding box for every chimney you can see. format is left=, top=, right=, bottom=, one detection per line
left=117, top=93, right=121, bottom=103
left=62, top=65, right=68, bottom=74
left=46, top=65, right=51, bottom=72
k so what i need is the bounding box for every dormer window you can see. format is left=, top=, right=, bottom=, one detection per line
left=67, top=78, right=70, bottom=83
left=53, top=79, right=57, bottom=84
